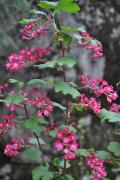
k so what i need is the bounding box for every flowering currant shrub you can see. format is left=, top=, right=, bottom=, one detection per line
left=0, top=0, right=120, bottom=180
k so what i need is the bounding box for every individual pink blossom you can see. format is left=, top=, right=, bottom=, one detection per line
left=0, top=115, right=16, bottom=134
left=109, top=103, right=120, bottom=113
left=80, top=94, right=101, bottom=114
left=4, top=138, right=26, bottom=157
left=80, top=75, right=118, bottom=104
left=77, top=32, right=103, bottom=59
left=87, top=153, right=107, bottom=180
left=22, top=22, right=48, bottom=40
left=54, top=128, right=78, bottom=160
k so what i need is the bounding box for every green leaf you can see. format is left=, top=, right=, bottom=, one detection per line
left=100, top=109, right=120, bottom=123
left=58, top=56, right=76, bottom=68
left=53, top=158, right=61, bottom=166
left=76, top=149, right=89, bottom=157
left=22, top=147, right=41, bottom=160
left=23, top=116, right=43, bottom=133
left=37, top=1, right=58, bottom=9
left=52, top=101, right=66, bottom=111
left=61, top=26, right=80, bottom=32
left=96, top=150, right=109, bottom=160
left=9, top=79, right=24, bottom=88
left=60, top=160, right=71, bottom=169
left=29, top=137, right=45, bottom=145
left=73, top=34, right=82, bottom=40
left=38, top=0, right=80, bottom=13
left=28, top=79, right=53, bottom=88
left=116, top=176, right=120, bottom=180
left=48, top=130, right=58, bottom=137
left=74, top=104, right=84, bottom=112
left=35, top=56, right=77, bottom=69
left=54, top=80, right=80, bottom=98
left=61, top=33, right=73, bottom=46
left=6, top=92, right=24, bottom=104
left=30, top=9, right=47, bottom=16
left=57, top=0, right=80, bottom=13
left=18, top=18, right=37, bottom=25
left=107, top=142, right=120, bottom=156
left=35, top=60, right=57, bottom=69
left=63, top=174, right=74, bottom=180
left=32, top=165, right=54, bottom=180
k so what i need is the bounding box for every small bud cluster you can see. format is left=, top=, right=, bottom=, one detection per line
left=77, top=32, right=103, bottom=59
left=80, top=94, right=101, bottom=114
left=45, top=121, right=58, bottom=135
left=0, top=115, right=16, bottom=134
left=54, top=128, right=78, bottom=160
left=87, top=153, right=107, bottom=180
left=4, top=138, right=26, bottom=157
left=80, top=75, right=118, bottom=103
left=22, top=22, right=48, bottom=40
left=5, top=47, right=51, bottom=73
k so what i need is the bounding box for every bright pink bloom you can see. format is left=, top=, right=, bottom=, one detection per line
left=77, top=32, right=103, bottom=59
left=4, top=138, right=25, bottom=157
left=87, top=153, right=107, bottom=180
left=80, top=94, right=101, bottom=114
left=54, top=128, right=78, bottom=160
left=80, top=75, right=118, bottom=104
left=6, top=47, right=51, bottom=73
left=22, top=22, right=48, bottom=40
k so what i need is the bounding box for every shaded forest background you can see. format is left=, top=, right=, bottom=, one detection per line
left=0, top=0, right=120, bottom=179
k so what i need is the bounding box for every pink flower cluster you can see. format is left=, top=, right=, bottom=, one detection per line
left=22, top=22, right=48, bottom=40
left=54, top=128, right=78, bottom=160
left=6, top=47, right=51, bottom=73
left=109, top=103, right=120, bottom=113
left=0, top=115, right=16, bottom=134
left=80, top=94, right=101, bottom=114
left=80, top=75, right=118, bottom=103
left=4, top=138, right=26, bottom=157
left=77, top=32, right=103, bottom=59
left=87, top=153, right=107, bottom=180
left=27, top=92, right=53, bottom=118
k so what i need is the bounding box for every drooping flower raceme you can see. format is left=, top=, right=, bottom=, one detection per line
left=80, top=94, right=101, bottom=114
left=22, top=22, right=48, bottom=40
left=77, top=32, right=103, bottom=59
left=87, top=153, right=107, bottom=180
left=0, top=115, right=16, bottom=134
left=80, top=75, right=118, bottom=103
left=54, top=128, right=78, bottom=160
left=4, top=138, right=26, bottom=157
left=5, top=47, right=51, bottom=73
left=27, top=92, right=53, bottom=118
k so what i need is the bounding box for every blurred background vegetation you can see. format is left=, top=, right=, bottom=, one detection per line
left=0, top=0, right=120, bottom=179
